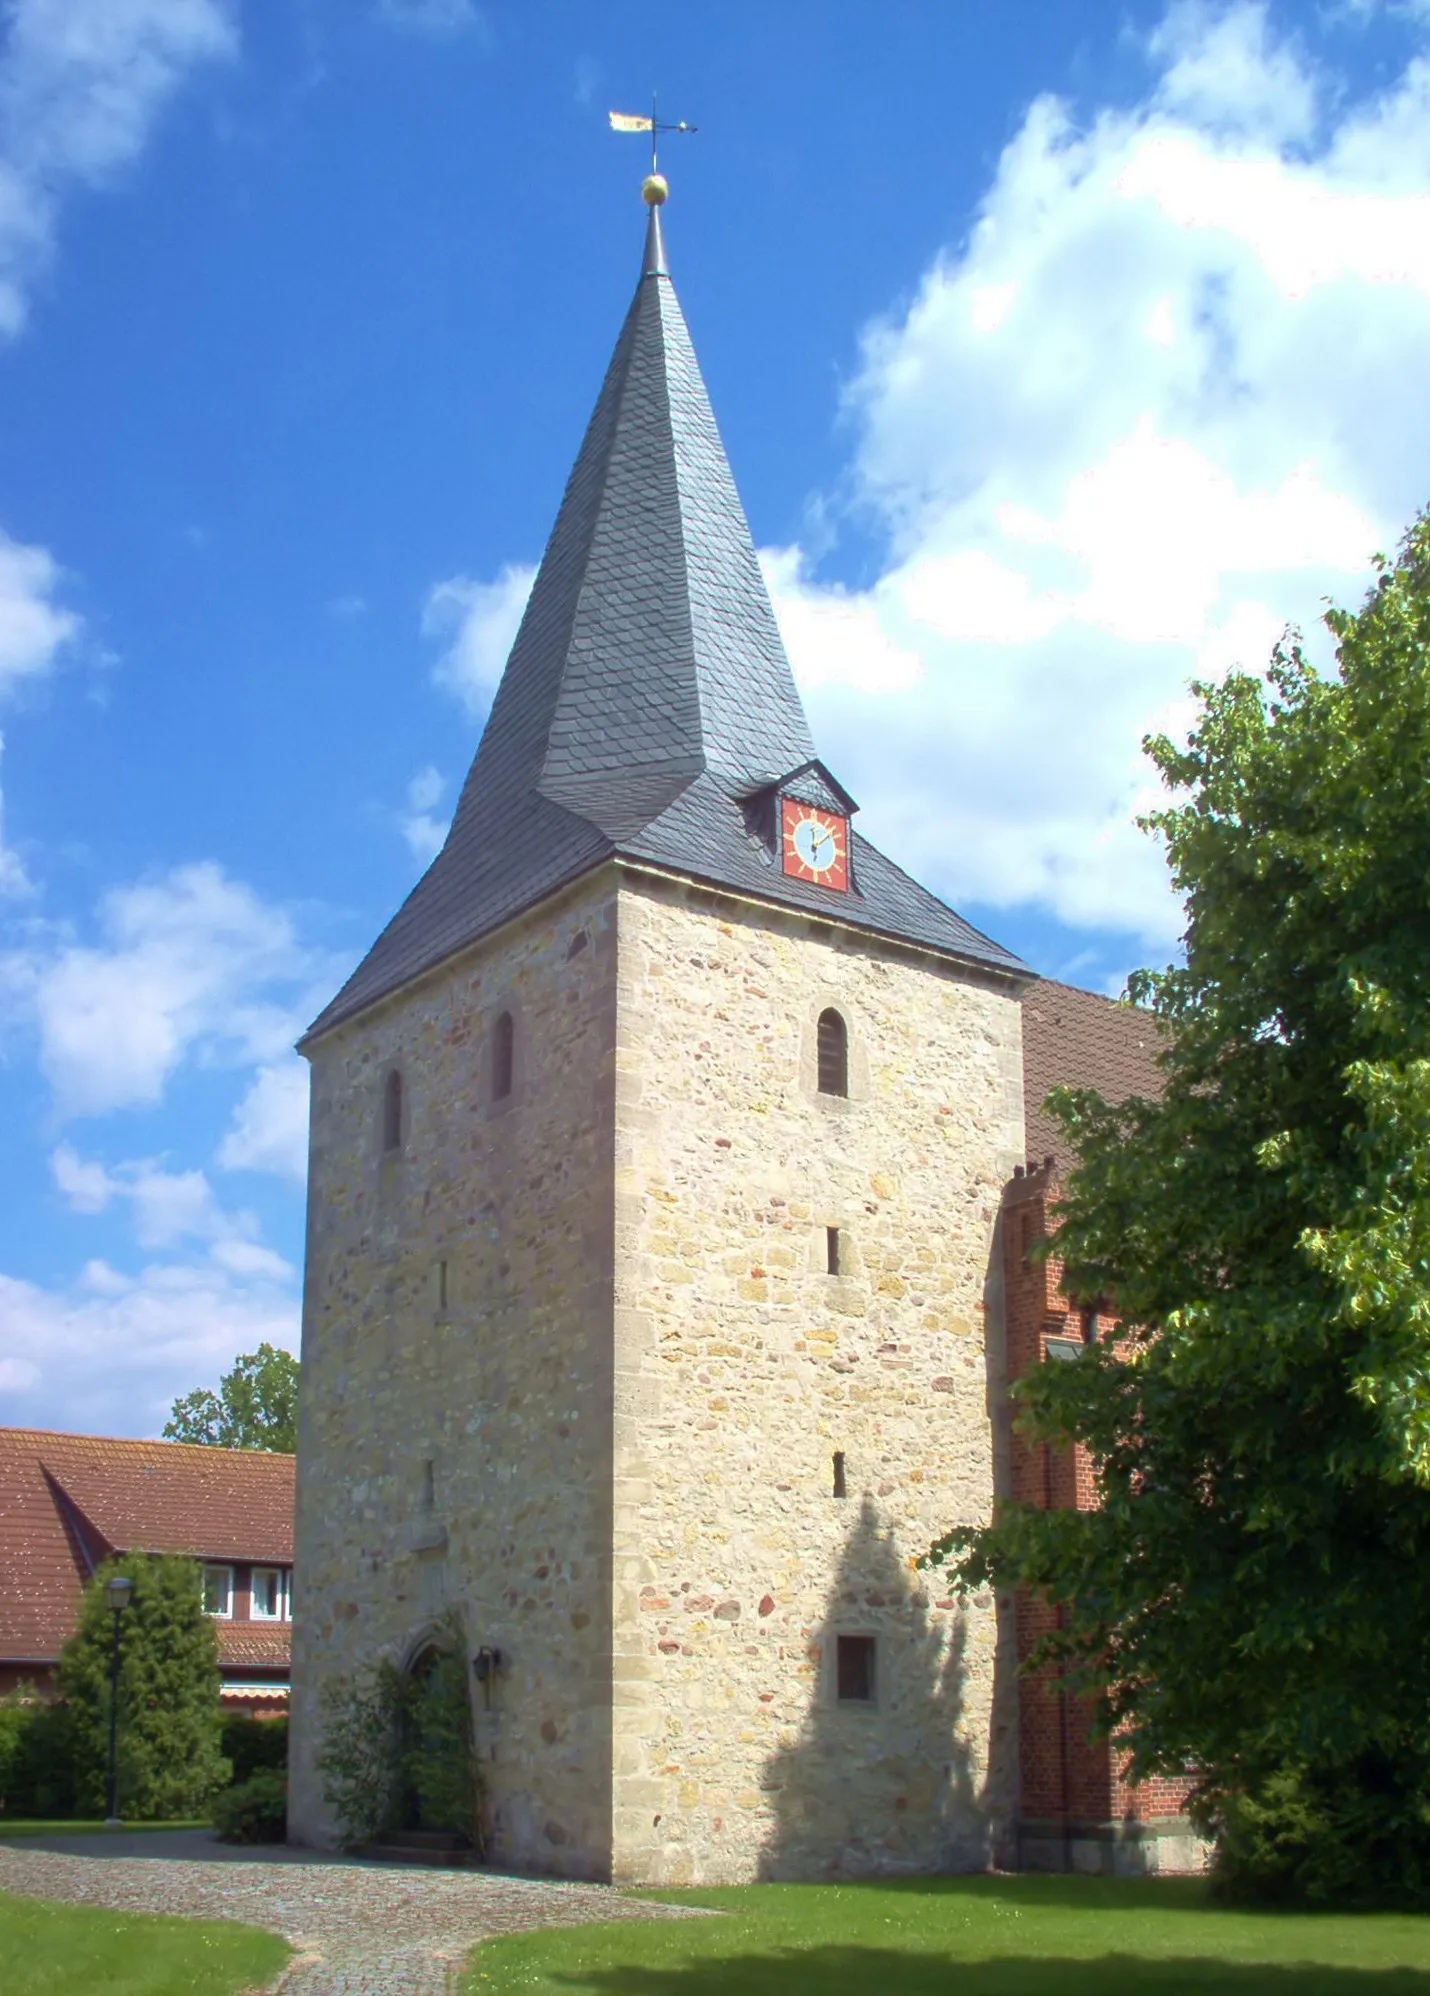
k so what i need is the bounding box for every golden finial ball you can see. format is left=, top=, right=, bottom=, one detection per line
left=642, top=173, right=669, bottom=207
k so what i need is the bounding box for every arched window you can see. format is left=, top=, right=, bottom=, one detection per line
left=493, top=1010, right=515, bottom=1101
left=382, top=1067, right=403, bottom=1152
left=816, top=1008, right=848, bottom=1098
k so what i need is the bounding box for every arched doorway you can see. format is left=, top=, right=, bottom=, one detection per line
left=397, top=1635, right=479, bottom=1844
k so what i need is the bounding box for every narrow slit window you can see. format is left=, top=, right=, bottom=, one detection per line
left=816, top=1009, right=848, bottom=1097
left=836, top=1634, right=876, bottom=1703
left=421, top=1459, right=435, bottom=1512
left=382, top=1068, right=403, bottom=1152
left=437, top=1260, right=449, bottom=1313
left=826, top=1226, right=841, bottom=1276
left=493, top=1010, right=515, bottom=1101
left=832, top=1449, right=847, bottom=1499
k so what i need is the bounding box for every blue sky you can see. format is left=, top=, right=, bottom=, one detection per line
left=2, top=0, right=1428, bottom=1437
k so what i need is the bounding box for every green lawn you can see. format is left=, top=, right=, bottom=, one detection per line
left=0, top=1890, right=289, bottom=1996
left=0, top=1819, right=209, bottom=1839
left=462, top=1875, right=1430, bottom=1996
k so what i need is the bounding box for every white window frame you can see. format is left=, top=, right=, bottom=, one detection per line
left=203, top=1563, right=234, bottom=1619
left=249, top=1566, right=290, bottom=1623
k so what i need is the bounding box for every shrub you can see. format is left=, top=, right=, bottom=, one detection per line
left=220, top=1712, right=287, bottom=1784
left=317, top=1609, right=483, bottom=1853
left=58, top=1554, right=228, bottom=1819
left=1207, top=1759, right=1430, bottom=1908
left=0, top=1692, right=32, bottom=1808
left=0, top=1690, right=76, bottom=1818
left=212, top=1767, right=288, bottom=1844
left=317, top=1659, right=409, bottom=1848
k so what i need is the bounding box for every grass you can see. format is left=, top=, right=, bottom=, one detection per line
left=461, top=1874, right=1430, bottom=1995
left=0, top=1890, right=289, bottom=1996
left=0, top=1818, right=208, bottom=1839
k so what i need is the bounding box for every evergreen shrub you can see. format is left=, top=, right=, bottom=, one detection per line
left=58, top=1554, right=228, bottom=1819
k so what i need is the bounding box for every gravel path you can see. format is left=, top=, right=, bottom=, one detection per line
left=0, top=1831, right=708, bottom=1995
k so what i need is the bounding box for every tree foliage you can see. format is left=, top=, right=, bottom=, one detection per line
left=930, top=515, right=1430, bottom=1904
left=164, top=1342, right=299, bottom=1453
left=58, top=1555, right=228, bottom=1819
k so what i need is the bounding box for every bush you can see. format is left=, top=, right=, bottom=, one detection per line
left=212, top=1767, right=287, bottom=1844
left=220, top=1712, right=287, bottom=1785
left=1207, top=1759, right=1430, bottom=1908
left=316, top=1610, right=484, bottom=1853
left=0, top=1693, right=31, bottom=1807
left=0, top=1690, right=76, bottom=1818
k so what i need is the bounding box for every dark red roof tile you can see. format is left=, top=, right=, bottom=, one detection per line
left=0, top=1428, right=293, bottom=1668
left=1021, top=978, right=1165, bottom=1169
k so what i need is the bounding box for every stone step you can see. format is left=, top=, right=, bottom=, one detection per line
left=365, top=1840, right=477, bottom=1868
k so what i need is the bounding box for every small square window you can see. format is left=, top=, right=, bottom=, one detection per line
left=250, top=1567, right=289, bottom=1621
left=203, top=1565, right=233, bottom=1619
left=836, top=1634, right=876, bottom=1703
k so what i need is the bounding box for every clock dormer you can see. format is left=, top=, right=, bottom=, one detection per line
left=742, top=760, right=858, bottom=894
left=781, top=797, right=849, bottom=890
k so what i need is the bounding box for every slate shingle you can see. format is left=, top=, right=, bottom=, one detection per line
left=306, top=207, right=1026, bottom=1043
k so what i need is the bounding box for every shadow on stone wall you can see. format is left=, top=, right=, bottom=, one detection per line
left=756, top=1495, right=987, bottom=1880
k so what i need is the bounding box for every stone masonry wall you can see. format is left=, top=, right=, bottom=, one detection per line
left=289, top=870, right=619, bottom=1877
left=609, top=873, right=1026, bottom=1884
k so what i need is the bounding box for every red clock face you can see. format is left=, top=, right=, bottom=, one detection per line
left=781, top=799, right=849, bottom=891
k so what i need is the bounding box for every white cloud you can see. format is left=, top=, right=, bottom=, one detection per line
left=217, top=1058, right=310, bottom=1183
left=766, top=4, right=1430, bottom=950
left=0, top=530, right=81, bottom=693
left=1151, top=1, right=1319, bottom=143
left=0, top=735, right=32, bottom=896
left=397, top=763, right=449, bottom=863
left=50, top=1141, right=290, bottom=1256
left=0, top=533, right=85, bottom=894
left=0, top=0, right=236, bottom=338
left=9, top=860, right=317, bottom=1117
left=0, top=1257, right=296, bottom=1438
left=424, top=563, right=535, bottom=717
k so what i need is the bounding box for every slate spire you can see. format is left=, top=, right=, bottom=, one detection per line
left=306, top=191, right=1023, bottom=1043
left=448, top=180, right=815, bottom=845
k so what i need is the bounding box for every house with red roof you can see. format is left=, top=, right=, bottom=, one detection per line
left=0, top=1428, right=294, bottom=1714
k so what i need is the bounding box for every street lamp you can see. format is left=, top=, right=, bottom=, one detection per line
left=102, top=1574, right=133, bottom=1827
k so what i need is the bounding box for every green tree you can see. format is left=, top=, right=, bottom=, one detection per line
left=164, top=1342, right=299, bottom=1453
left=930, top=515, right=1430, bottom=1905
left=58, top=1554, right=228, bottom=1819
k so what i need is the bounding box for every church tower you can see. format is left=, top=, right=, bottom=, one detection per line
left=289, top=184, right=1030, bottom=1884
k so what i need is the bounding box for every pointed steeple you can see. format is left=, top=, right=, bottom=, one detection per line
left=450, top=178, right=814, bottom=845
left=306, top=191, right=1023, bottom=1043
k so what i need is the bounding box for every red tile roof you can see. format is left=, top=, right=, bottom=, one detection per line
left=1021, top=978, right=1165, bottom=1169
left=218, top=1623, right=291, bottom=1671
left=0, top=1428, right=293, bottom=1669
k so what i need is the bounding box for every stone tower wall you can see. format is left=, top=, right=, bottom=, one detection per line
left=609, top=872, right=1025, bottom=1884
left=289, top=870, right=620, bottom=1876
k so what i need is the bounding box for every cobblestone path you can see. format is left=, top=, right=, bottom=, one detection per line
left=0, top=1833, right=709, bottom=1994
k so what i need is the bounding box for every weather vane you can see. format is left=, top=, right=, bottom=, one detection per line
left=609, top=94, right=696, bottom=196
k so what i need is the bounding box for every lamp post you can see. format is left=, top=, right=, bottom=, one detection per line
left=102, top=1574, right=133, bottom=1827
